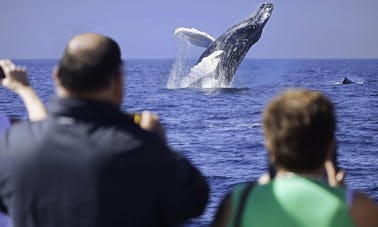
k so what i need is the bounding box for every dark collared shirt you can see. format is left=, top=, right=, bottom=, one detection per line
left=0, top=97, right=209, bottom=227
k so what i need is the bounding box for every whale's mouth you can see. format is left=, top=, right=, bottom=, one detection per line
left=260, top=3, right=273, bottom=23
left=231, top=3, right=273, bottom=34
left=252, top=3, right=273, bottom=25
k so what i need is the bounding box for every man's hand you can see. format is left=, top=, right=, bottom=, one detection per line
left=0, top=59, right=30, bottom=94
left=0, top=59, right=47, bottom=121
left=137, top=111, right=167, bottom=142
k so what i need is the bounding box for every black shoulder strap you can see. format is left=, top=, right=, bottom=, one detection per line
left=234, top=182, right=255, bottom=227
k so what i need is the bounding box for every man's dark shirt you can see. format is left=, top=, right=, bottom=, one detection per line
left=0, top=98, right=209, bottom=227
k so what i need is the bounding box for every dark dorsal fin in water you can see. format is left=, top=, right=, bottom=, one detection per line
left=341, top=77, right=355, bottom=84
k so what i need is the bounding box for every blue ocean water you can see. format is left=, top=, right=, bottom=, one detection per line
left=0, top=59, right=377, bottom=226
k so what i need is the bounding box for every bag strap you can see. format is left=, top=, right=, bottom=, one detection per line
left=234, top=182, right=255, bottom=227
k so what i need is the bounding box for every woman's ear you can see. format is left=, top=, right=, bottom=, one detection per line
left=264, top=140, right=274, bottom=161
left=326, top=138, right=336, bottom=160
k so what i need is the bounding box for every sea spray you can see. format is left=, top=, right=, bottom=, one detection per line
left=167, top=38, right=193, bottom=89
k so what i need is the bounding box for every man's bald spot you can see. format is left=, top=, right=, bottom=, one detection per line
left=66, top=33, right=110, bottom=63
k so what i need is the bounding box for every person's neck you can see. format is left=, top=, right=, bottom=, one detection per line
left=56, top=88, right=120, bottom=108
left=276, top=167, right=323, bottom=179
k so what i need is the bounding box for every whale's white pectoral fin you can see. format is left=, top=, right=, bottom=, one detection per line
left=181, top=50, right=224, bottom=88
left=174, top=27, right=215, bottom=48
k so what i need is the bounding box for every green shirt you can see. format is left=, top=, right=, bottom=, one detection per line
left=228, top=175, right=355, bottom=227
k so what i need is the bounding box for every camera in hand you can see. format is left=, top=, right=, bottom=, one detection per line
left=132, top=113, right=141, bottom=124
left=0, top=66, right=5, bottom=79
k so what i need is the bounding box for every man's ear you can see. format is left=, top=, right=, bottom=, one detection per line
left=111, top=72, right=124, bottom=106
left=52, top=66, right=60, bottom=87
left=52, top=66, right=67, bottom=97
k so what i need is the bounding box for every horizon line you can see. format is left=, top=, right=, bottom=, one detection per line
left=6, top=57, right=378, bottom=61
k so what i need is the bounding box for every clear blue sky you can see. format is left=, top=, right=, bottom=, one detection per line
left=1, top=0, right=377, bottom=59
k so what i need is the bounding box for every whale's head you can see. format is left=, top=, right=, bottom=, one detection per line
left=214, top=3, right=273, bottom=81
left=252, top=3, right=274, bottom=28
left=226, top=3, right=273, bottom=50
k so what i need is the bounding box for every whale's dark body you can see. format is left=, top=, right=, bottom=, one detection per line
left=195, top=3, right=273, bottom=85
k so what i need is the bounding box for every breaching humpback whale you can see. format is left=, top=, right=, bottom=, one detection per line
left=174, top=3, right=273, bottom=88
